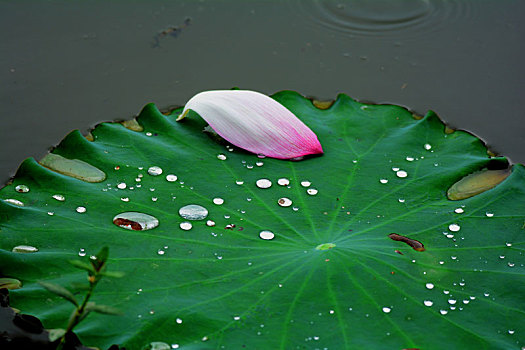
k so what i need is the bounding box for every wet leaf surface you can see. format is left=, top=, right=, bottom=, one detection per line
left=0, top=91, right=524, bottom=349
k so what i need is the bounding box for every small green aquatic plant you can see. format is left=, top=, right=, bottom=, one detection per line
left=39, top=246, right=123, bottom=349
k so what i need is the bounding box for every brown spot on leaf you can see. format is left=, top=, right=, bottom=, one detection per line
left=113, top=218, right=142, bottom=230
left=388, top=233, right=425, bottom=252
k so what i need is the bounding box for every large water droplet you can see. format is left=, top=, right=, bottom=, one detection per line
left=179, top=222, right=192, bottom=230
left=15, top=185, right=29, bottom=193
left=147, top=166, right=163, bottom=176
left=277, top=178, right=290, bottom=186
left=423, top=300, right=433, bottom=307
left=256, top=179, right=272, bottom=189
left=447, top=168, right=511, bottom=200
left=179, top=204, right=208, bottom=220
left=213, top=198, right=224, bottom=205
left=166, top=174, right=178, bottom=182
left=76, top=206, right=87, bottom=213
left=117, top=182, right=127, bottom=189
left=382, top=307, right=391, bottom=313
left=425, top=283, right=434, bottom=290
left=278, top=197, right=292, bottom=207
left=300, top=180, right=312, bottom=187
left=39, top=153, right=106, bottom=183
left=12, top=245, right=39, bottom=253
left=113, top=212, right=159, bottom=230
left=4, top=199, right=24, bottom=207
left=259, top=230, right=275, bottom=240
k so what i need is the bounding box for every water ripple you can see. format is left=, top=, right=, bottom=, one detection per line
left=288, top=0, right=477, bottom=38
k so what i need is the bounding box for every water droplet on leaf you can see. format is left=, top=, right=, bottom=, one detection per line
left=277, top=178, right=290, bottom=186
left=4, top=199, right=24, bottom=207
left=213, top=198, right=224, bottom=205
left=113, top=212, right=159, bottom=230
left=179, top=204, right=208, bottom=220
left=256, top=179, right=272, bottom=189
left=148, top=166, right=163, bottom=176
left=52, top=194, right=65, bottom=201
left=278, top=197, right=292, bottom=207
left=15, top=185, right=29, bottom=193
left=307, top=188, right=318, bottom=195
left=259, top=230, right=275, bottom=240
left=448, top=224, right=460, bottom=232
left=12, top=245, right=38, bottom=253
left=76, top=206, right=87, bottom=213
left=166, top=174, right=178, bottom=182
left=179, top=222, right=192, bottom=230
left=396, top=170, right=408, bottom=178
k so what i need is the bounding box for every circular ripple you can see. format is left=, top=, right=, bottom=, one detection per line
left=289, top=0, right=477, bottom=38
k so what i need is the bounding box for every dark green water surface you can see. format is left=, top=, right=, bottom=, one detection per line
left=1, top=0, right=524, bottom=184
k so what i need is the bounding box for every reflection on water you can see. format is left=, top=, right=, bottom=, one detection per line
left=289, top=0, right=477, bottom=38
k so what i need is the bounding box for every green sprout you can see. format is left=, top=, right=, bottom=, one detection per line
left=38, top=246, right=123, bottom=349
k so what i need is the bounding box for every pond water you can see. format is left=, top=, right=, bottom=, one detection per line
left=0, top=0, right=524, bottom=184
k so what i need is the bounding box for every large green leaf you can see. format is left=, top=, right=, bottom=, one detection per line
left=0, top=91, right=524, bottom=349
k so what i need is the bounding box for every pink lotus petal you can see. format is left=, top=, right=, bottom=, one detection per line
left=177, top=90, right=323, bottom=159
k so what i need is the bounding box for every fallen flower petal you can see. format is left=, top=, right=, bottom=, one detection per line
left=177, top=90, right=323, bottom=159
